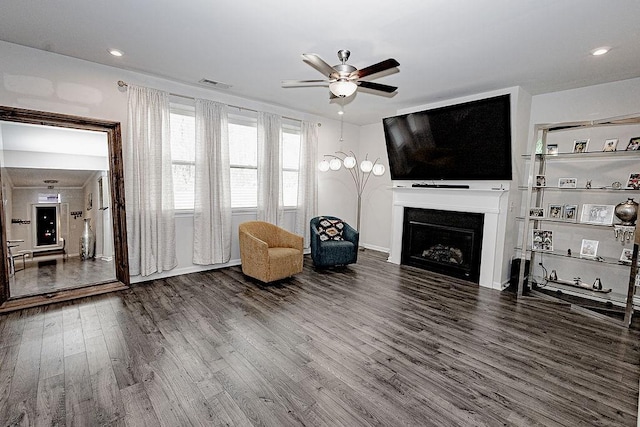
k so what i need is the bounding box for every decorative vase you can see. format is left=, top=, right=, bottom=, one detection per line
left=614, top=198, right=638, bottom=226
left=80, top=218, right=96, bottom=260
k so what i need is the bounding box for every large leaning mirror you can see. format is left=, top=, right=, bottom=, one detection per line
left=0, top=106, right=129, bottom=310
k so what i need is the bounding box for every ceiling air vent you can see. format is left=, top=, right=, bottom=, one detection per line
left=198, top=78, right=232, bottom=89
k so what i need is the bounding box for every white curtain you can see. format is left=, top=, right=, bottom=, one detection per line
left=257, top=112, right=283, bottom=224
left=124, top=84, right=177, bottom=276
left=193, top=99, right=232, bottom=265
left=294, top=121, right=318, bottom=246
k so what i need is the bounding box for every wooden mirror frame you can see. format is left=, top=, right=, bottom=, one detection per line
left=0, top=106, right=129, bottom=308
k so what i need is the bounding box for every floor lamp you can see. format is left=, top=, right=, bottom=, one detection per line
left=318, top=151, right=385, bottom=232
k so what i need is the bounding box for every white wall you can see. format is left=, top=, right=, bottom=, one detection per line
left=0, top=40, right=351, bottom=283
left=358, top=122, right=393, bottom=251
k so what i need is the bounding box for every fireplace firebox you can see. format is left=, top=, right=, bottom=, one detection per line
left=402, top=208, right=484, bottom=283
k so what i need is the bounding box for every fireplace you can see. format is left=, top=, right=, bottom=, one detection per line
left=402, top=208, right=484, bottom=283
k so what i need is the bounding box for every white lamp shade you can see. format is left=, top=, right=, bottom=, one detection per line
left=360, top=160, right=373, bottom=173
left=329, top=80, right=358, bottom=98
left=318, top=159, right=330, bottom=172
left=343, top=156, right=356, bottom=169
left=329, top=158, right=342, bottom=170
left=372, top=164, right=385, bottom=176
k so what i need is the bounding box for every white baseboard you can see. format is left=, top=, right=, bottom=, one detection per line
left=361, top=243, right=389, bottom=253
left=131, top=258, right=242, bottom=284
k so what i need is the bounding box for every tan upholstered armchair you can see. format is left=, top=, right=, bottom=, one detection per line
left=238, top=221, right=304, bottom=283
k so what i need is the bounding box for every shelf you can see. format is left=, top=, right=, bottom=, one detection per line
left=522, top=151, right=640, bottom=160
left=521, top=248, right=631, bottom=267
left=520, top=186, right=640, bottom=193
left=546, top=278, right=611, bottom=293
left=530, top=277, right=629, bottom=307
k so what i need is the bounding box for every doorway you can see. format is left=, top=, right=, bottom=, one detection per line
left=34, top=204, right=59, bottom=247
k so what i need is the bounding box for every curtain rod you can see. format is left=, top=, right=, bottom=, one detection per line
left=117, top=80, right=314, bottom=125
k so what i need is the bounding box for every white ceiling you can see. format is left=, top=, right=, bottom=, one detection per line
left=0, top=0, right=639, bottom=125
left=3, top=168, right=95, bottom=188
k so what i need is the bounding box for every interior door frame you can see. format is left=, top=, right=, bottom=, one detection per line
left=0, top=105, right=130, bottom=306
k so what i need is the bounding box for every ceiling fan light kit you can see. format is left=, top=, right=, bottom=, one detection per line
left=283, top=49, right=399, bottom=99
left=329, top=80, right=358, bottom=98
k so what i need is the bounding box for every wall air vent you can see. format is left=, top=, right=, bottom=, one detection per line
left=198, top=78, right=232, bottom=89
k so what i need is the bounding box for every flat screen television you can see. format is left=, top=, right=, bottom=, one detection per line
left=382, top=94, right=512, bottom=181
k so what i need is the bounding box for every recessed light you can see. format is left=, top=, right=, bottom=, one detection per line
left=108, top=49, right=124, bottom=57
left=591, top=47, right=610, bottom=56
left=338, top=110, right=344, bottom=115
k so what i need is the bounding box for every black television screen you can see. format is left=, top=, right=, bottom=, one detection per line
left=382, top=94, right=512, bottom=181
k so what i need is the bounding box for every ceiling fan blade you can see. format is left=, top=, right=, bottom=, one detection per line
left=353, top=58, right=400, bottom=79
left=282, top=79, right=328, bottom=86
left=302, top=53, right=339, bottom=78
left=357, top=81, right=398, bottom=93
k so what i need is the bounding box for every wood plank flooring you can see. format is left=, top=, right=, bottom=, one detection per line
left=0, top=249, right=638, bottom=426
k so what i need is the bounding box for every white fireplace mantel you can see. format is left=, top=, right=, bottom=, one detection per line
left=388, top=186, right=510, bottom=289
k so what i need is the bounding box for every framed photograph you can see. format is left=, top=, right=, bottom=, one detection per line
left=558, top=177, right=577, bottom=188
left=580, top=239, right=599, bottom=258
left=87, top=192, right=93, bottom=211
left=626, top=137, right=640, bottom=151
left=572, top=139, right=589, bottom=153
left=563, top=204, right=578, bottom=221
left=535, top=175, right=546, bottom=187
left=546, top=144, right=558, bottom=156
left=580, top=204, right=615, bottom=225
left=529, top=207, right=545, bottom=218
left=626, top=172, right=640, bottom=189
left=620, top=248, right=634, bottom=264
left=603, top=138, right=618, bottom=152
left=548, top=204, right=563, bottom=219
left=532, top=230, right=553, bottom=252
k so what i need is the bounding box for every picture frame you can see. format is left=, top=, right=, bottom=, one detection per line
left=87, top=192, right=93, bottom=211
left=529, top=207, right=545, bottom=218
left=626, top=137, right=640, bottom=151
left=535, top=175, right=546, bottom=187
left=580, top=239, right=599, bottom=258
left=572, top=139, right=589, bottom=153
left=626, top=172, right=640, bottom=189
left=603, top=138, right=618, bottom=152
left=580, top=204, right=615, bottom=225
left=532, top=230, right=553, bottom=252
left=620, top=248, right=634, bottom=264
left=548, top=204, right=563, bottom=219
left=563, top=204, right=578, bottom=221
left=546, top=144, right=558, bottom=156
left=558, top=177, right=577, bottom=188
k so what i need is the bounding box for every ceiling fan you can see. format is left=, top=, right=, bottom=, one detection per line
left=282, top=49, right=399, bottom=98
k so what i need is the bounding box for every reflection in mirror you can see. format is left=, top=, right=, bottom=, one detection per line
left=0, top=121, right=116, bottom=298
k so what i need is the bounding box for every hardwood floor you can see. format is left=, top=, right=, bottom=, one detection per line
left=0, top=250, right=638, bottom=426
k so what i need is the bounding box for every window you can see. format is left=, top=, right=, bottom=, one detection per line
left=282, top=124, right=301, bottom=207
left=170, top=109, right=196, bottom=210
left=229, top=115, right=258, bottom=208
left=169, top=107, right=302, bottom=210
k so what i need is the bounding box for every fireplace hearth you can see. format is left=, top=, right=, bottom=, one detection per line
left=402, top=208, right=484, bottom=283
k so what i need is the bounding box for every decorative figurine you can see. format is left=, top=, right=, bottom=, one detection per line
left=585, top=180, right=592, bottom=189
left=567, top=248, right=572, bottom=257
left=549, top=270, right=558, bottom=281
left=593, top=278, right=602, bottom=290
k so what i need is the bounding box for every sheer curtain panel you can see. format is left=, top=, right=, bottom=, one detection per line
left=193, top=99, right=232, bottom=265
left=124, top=84, right=177, bottom=276
left=294, top=121, right=318, bottom=246
left=257, top=112, right=283, bottom=224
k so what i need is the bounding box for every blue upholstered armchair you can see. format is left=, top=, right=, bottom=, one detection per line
left=310, top=216, right=359, bottom=267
